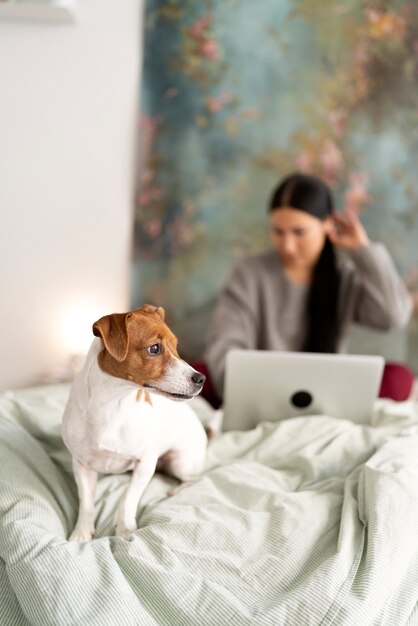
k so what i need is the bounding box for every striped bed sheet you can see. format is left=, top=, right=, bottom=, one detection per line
left=0, top=383, right=418, bottom=626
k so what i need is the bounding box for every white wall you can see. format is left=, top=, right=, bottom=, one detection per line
left=0, top=0, right=142, bottom=390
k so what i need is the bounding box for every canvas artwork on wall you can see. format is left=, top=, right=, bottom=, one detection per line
left=132, top=0, right=418, bottom=371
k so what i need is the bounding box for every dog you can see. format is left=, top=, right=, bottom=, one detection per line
left=62, top=304, right=207, bottom=542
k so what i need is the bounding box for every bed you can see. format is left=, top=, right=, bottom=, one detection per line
left=1, top=383, right=418, bottom=626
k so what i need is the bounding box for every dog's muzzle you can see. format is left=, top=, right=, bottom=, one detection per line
left=144, top=370, right=206, bottom=401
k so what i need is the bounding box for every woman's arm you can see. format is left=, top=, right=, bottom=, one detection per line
left=204, top=262, right=259, bottom=399
left=328, top=209, right=412, bottom=330
left=348, top=243, right=413, bottom=330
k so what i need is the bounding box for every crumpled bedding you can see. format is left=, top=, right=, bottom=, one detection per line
left=0, top=383, right=418, bottom=626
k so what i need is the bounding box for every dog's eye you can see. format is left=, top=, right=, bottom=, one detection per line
left=148, top=343, right=162, bottom=356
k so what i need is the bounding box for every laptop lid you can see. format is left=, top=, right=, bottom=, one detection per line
left=223, top=350, right=385, bottom=431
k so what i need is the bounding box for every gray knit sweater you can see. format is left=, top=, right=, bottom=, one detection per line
left=204, top=243, right=413, bottom=398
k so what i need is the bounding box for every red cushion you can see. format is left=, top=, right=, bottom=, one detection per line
left=378, top=362, right=414, bottom=402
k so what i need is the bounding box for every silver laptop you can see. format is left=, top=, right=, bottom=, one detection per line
left=223, top=350, right=385, bottom=431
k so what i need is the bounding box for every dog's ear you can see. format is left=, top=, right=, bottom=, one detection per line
left=92, top=313, right=133, bottom=362
left=154, top=306, right=165, bottom=321
left=139, top=304, right=165, bottom=321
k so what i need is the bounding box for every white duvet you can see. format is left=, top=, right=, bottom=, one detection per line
left=0, top=383, right=417, bottom=625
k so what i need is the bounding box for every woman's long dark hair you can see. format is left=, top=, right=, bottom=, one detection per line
left=269, top=173, right=341, bottom=353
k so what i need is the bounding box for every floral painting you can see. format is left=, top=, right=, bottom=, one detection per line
left=132, top=0, right=418, bottom=371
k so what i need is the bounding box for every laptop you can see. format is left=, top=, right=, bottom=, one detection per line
left=223, top=349, right=385, bottom=431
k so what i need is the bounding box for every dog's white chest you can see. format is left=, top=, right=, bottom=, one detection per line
left=85, top=449, right=135, bottom=474
left=63, top=371, right=159, bottom=473
left=91, top=410, right=158, bottom=471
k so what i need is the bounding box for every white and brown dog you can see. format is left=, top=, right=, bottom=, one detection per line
left=62, top=305, right=207, bottom=542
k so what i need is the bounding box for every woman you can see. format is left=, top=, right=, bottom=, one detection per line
left=204, top=172, right=412, bottom=400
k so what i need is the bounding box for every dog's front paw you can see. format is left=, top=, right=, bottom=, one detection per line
left=116, top=518, right=137, bottom=540
left=69, top=524, right=95, bottom=543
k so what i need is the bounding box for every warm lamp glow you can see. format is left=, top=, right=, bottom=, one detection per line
left=60, top=302, right=104, bottom=355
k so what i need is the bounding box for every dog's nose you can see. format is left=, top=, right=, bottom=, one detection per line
left=191, top=371, right=206, bottom=386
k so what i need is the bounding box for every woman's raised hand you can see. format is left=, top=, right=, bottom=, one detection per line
left=328, top=209, right=370, bottom=251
